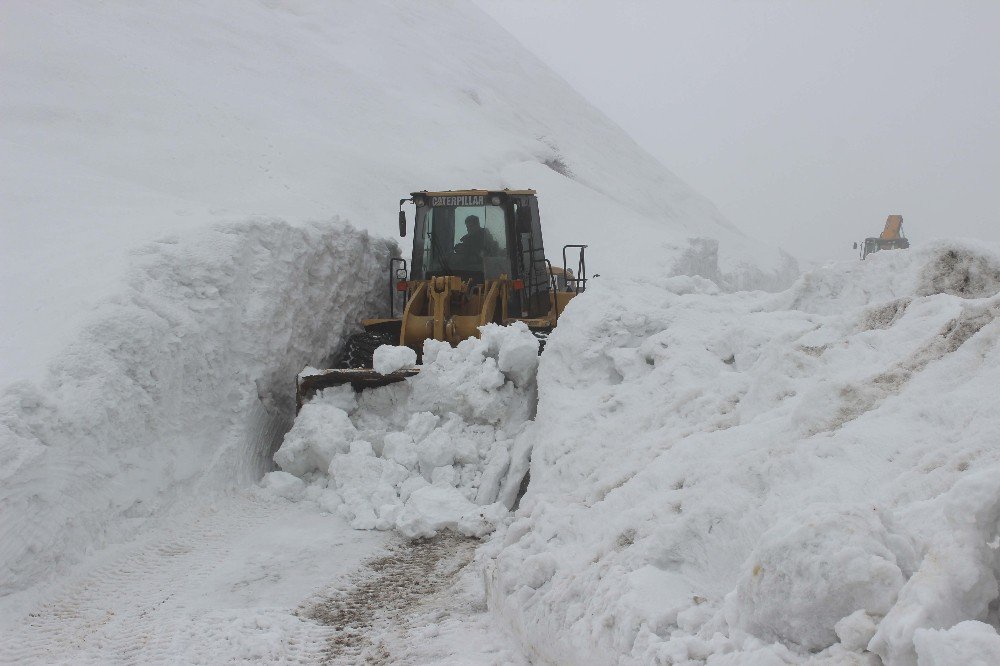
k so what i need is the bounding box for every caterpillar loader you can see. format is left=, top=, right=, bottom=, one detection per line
left=296, top=189, right=588, bottom=410
left=855, top=214, right=910, bottom=260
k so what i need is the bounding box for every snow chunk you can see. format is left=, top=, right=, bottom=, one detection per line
left=834, top=609, right=878, bottom=653
left=260, top=471, right=306, bottom=501
left=273, top=395, right=358, bottom=476
left=373, top=345, right=417, bottom=375
left=313, top=384, right=358, bottom=412
left=913, top=621, right=1000, bottom=666
left=395, top=485, right=502, bottom=539
left=735, top=504, right=906, bottom=651
left=871, top=468, right=1000, bottom=664
left=330, top=451, right=410, bottom=530
left=482, top=323, right=539, bottom=387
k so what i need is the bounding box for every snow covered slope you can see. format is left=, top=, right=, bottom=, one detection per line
left=1, top=0, right=795, bottom=385
left=486, top=241, right=1000, bottom=664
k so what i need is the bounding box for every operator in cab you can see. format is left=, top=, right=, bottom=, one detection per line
left=452, top=215, right=486, bottom=266
left=451, top=215, right=486, bottom=270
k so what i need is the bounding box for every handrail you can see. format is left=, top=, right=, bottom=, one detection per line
left=561, top=245, right=588, bottom=293
left=544, top=259, right=558, bottom=313
left=389, top=257, right=408, bottom=317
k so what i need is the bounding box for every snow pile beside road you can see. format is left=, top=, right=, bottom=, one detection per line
left=268, top=324, right=539, bottom=539
left=0, top=219, right=392, bottom=594
left=486, top=241, right=1000, bottom=664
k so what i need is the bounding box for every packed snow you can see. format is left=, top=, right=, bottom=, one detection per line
left=0, top=220, right=393, bottom=594
left=268, top=324, right=539, bottom=539
left=483, top=241, right=1000, bottom=664
left=262, top=240, right=1000, bottom=663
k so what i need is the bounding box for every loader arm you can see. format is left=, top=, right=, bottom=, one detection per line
left=880, top=215, right=904, bottom=240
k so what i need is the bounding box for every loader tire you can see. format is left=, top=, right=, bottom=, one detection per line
left=340, top=331, right=397, bottom=369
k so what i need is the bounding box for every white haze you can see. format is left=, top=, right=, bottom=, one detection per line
left=477, top=0, right=1000, bottom=264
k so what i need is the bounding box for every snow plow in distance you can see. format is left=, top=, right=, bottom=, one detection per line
left=296, top=189, right=588, bottom=410
left=855, top=214, right=910, bottom=260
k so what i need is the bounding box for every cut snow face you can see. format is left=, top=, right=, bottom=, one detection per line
left=484, top=241, right=1000, bottom=664
left=0, top=219, right=393, bottom=594
left=267, top=323, right=539, bottom=540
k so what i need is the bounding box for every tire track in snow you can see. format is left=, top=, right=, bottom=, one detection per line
left=0, top=494, right=344, bottom=665
left=301, top=534, right=478, bottom=664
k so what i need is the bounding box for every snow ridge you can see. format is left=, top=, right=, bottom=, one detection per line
left=486, top=241, right=1000, bottom=664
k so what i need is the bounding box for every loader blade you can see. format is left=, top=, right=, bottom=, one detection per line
left=296, top=367, right=420, bottom=412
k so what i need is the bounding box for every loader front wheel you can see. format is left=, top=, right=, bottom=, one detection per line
left=339, top=331, right=397, bottom=369
left=531, top=329, right=551, bottom=354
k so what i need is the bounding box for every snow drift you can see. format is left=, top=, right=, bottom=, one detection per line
left=0, top=220, right=392, bottom=593
left=485, top=241, right=1000, bottom=664
left=267, top=324, right=539, bottom=539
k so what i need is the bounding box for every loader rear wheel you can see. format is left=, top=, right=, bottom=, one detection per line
left=339, top=331, right=397, bottom=369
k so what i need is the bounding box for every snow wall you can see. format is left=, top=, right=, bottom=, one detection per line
left=0, top=219, right=393, bottom=594
left=485, top=241, right=1000, bottom=665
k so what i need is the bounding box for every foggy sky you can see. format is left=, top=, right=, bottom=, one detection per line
left=476, top=1, right=1000, bottom=263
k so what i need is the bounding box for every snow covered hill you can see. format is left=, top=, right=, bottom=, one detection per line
left=0, top=0, right=795, bottom=385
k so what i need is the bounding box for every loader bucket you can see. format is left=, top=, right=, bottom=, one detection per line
left=295, top=367, right=420, bottom=412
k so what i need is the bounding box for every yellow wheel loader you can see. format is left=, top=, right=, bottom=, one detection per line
left=855, top=214, right=910, bottom=260
left=296, top=189, right=588, bottom=409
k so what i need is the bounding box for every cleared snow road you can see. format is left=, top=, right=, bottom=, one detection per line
left=0, top=492, right=525, bottom=665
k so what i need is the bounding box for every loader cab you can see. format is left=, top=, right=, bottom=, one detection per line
left=407, top=189, right=553, bottom=317
left=296, top=188, right=588, bottom=408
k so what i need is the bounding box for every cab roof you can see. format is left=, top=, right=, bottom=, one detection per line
left=411, top=188, right=536, bottom=197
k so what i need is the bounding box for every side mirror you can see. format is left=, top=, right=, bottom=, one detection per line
left=398, top=210, right=407, bottom=237
left=853, top=242, right=858, bottom=250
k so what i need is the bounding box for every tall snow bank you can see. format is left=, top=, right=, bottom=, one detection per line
left=0, top=219, right=393, bottom=594
left=485, top=241, right=1000, bottom=664
left=268, top=324, right=539, bottom=539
